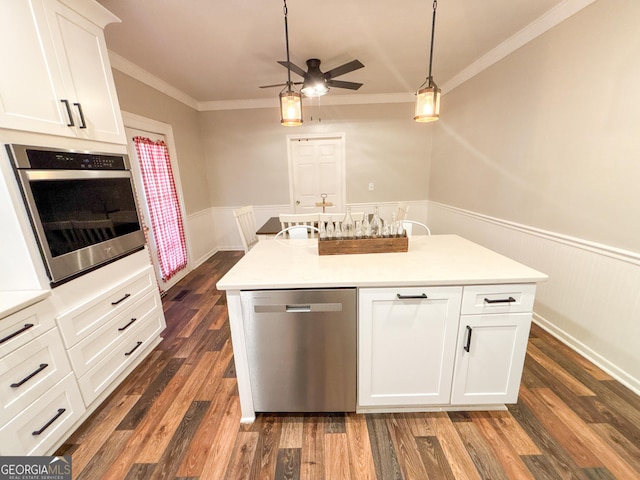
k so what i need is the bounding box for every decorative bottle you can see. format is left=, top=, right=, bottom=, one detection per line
left=362, top=213, right=370, bottom=238
left=342, top=207, right=355, bottom=238
left=326, top=217, right=334, bottom=239
left=371, top=206, right=382, bottom=237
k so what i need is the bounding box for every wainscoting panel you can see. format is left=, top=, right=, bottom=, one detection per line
left=185, top=208, right=217, bottom=268
left=428, top=201, right=640, bottom=394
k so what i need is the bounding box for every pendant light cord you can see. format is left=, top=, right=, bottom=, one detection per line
left=427, top=0, right=437, bottom=86
left=283, top=0, right=293, bottom=91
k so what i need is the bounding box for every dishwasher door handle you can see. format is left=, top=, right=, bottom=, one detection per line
left=254, top=303, right=343, bottom=314
left=285, top=305, right=311, bottom=313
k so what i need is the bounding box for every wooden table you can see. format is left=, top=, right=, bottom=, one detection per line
left=256, top=217, right=281, bottom=236
left=256, top=214, right=375, bottom=237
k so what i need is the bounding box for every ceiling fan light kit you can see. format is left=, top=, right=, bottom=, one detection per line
left=414, top=0, right=441, bottom=123
left=265, top=2, right=364, bottom=124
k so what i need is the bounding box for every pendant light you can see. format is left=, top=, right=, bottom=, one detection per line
left=279, top=0, right=302, bottom=126
left=414, top=0, right=441, bottom=122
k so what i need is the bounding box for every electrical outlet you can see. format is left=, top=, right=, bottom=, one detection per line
left=368, top=182, right=374, bottom=191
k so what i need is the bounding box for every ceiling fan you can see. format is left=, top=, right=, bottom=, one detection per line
left=260, top=58, right=365, bottom=97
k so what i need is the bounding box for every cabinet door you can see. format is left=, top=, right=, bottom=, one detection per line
left=44, top=0, right=126, bottom=144
left=358, top=286, right=462, bottom=406
left=451, top=313, right=531, bottom=405
left=0, top=0, right=72, bottom=137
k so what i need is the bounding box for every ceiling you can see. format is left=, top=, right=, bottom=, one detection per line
left=95, top=0, right=584, bottom=107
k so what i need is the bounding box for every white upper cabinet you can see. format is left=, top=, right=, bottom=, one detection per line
left=0, top=0, right=126, bottom=144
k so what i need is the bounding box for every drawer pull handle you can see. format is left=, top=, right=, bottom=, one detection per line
left=118, top=318, right=137, bottom=332
left=125, top=341, right=143, bottom=356
left=61, top=99, right=74, bottom=126
left=73, top=102, right=87, bottom=128
left=396, top=293, right=428, bottom=300
left=111, top=293, right=131, bottom=306
left=484, top=296, right=516, bottom=304
left=32, top=408, right=66, bottom=436
left=0, top=323, right=35, bottom=345
left=464, top=326, right=473, bottom=352
left=11, top=363, right=49, bottom=388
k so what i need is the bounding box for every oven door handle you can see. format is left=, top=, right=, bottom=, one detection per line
left=22, top=170, right=133, bottom=181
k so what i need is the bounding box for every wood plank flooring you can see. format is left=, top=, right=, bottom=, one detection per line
left=55, top=250, right=640, bottom=479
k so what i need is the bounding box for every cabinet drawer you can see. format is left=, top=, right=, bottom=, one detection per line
left=0, top=299, right=56, bottom=357
left=0, top=328, right=72, bottom=423
left=461, top=284, right=536, bottom=315
left=67, top=290, right=161, bottom=377
left=56, top=267, right=155, bottom=348
left=77, top=310, right=164, bottom=406
left=0, top=373, right=84, bottom=456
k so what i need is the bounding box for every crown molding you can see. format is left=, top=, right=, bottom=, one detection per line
left=108, top=51, right=200, bottom=110
left=198, top=92, right=415, bottom=111
left=441, top=0, right=597, bottom=93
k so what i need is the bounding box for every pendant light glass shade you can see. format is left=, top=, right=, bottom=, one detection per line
left=280, top=90, right=303, bottom=126
left=414, top=83, right=441, bottom=122
left=279, top=0, right=302, bottom=126
left=415, top=0, right=440, bottom=123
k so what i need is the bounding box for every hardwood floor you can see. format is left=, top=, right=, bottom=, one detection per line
left=56, top=251, right=640, bottom=480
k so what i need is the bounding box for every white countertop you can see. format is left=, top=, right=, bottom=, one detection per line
left=0, top=290, right=50, bottom=320
left=216, top=234, right=548, bottom=290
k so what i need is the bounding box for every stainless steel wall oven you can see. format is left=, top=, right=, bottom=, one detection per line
left=6, top=144, right=146, bottom=286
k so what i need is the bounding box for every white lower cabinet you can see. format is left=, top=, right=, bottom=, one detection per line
left=358, top=286, right=463, bottom=406
left=358, top=283, right=536, bottom=410
left=0, top=297, right=84, bottom=456
left=0, top=373, right=84, bottom=455
left=450, top=312, right=532, bottom=405
left=76, top=305, right=164, bottom=405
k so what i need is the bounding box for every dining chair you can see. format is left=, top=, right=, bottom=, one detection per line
left=279, top=213, right=320, bottom=238
left=275, top=225, right=320, bottom=239
left=319, top=212, right=365, bottom=228
left=402, top=220, right=431, bottom=236
left=234, top=205, right=259, bottom=252
left=397, top=202, right=410, bottom=222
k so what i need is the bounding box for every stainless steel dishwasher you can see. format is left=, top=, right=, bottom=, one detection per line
left=241, top=288, right=357, bottom=412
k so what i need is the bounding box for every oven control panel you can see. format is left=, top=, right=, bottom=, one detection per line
left=6, top=144, right=129, bottom=170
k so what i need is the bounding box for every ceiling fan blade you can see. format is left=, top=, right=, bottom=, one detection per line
left=326, top=79, right=363, bottom=90
left=277, top=60, right=307, bottom=78
left=259, top=82, right=303, bottom=89
left=324, top=59, right=364, bottom=79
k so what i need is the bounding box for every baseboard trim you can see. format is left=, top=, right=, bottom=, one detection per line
left=533, top=313, right=640, bottom=396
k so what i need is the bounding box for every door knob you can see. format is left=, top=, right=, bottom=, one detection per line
left=296, top=200, right=301, bottom=205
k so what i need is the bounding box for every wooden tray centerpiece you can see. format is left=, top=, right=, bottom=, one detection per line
left=318, top=233, right=408, bottom=255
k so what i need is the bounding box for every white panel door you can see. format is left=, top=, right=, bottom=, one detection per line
left=44, top=0, right=125, bottom=143
left=0, top=0, right=70, bottom=136
left=289, top=135, right=345, bottom=213
left=359, top=286, right=462, bottom=406
left=451, top=312, right=532, bottom=405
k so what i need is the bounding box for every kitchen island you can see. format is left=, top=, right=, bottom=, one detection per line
left=216, top=234, right=547, bottom=423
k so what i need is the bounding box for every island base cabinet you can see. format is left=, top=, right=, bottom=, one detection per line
left=451, top=312, right=532, bottom=405
left=358, top=286, right=462, bottom=407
